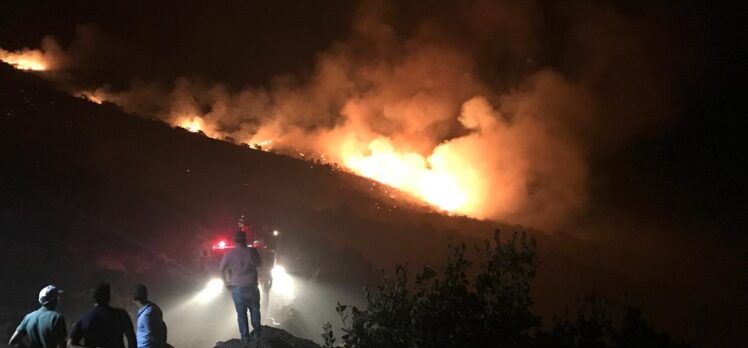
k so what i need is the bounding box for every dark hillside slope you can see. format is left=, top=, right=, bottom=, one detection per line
left=0, top=63, right=743, bottom=347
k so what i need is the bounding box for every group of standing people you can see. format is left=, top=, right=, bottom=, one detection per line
left=9, top=228, right=264, bottom=347
left=9, top=283, right=166, bottom=348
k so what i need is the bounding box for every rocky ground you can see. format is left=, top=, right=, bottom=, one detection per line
left=214, top=326, right=320, bottom=348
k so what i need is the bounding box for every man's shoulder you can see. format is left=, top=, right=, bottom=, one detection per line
left=74, top=306, right=99, bottom=325
left=112, top=307, right=131, bottom=320
left=23, top=308, right=43, bottom=319
left=226, top=247, right=251, bottom=258
left=18, top=309, right=41, bottom=327
left=222, top=248, right=238, bottom=259
left=231, top=246, right=250, bottom=253
left=139, top=303, right=154, bottom=316
left=140, top=303, right=164, bottom=321
left=236, top=246, right=259, bottom=254
left=78, top=305, right=126, bottom=321
left=31, top=308, right=64, bottom=321
left=45, top=309, right=65, bottom=321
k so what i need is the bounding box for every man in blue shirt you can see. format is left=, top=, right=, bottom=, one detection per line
left=132, top=285, right=167, bottom=348
left=9, top=285, right=67, bottom=348
left=68, top=283, right=136, bottom=348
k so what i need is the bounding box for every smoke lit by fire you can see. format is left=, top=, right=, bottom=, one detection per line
left=0, top=48, right=48, bottom=71
left=0, top=36, right=66, bottom=72
left=0, top=0, right=678, bottom=229
left=78, top=91, right=103, bottom=104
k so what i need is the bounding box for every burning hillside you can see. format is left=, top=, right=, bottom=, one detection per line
left=0, top=48, right=47, bottom=71
left=0, top=0, right=680, bottom=231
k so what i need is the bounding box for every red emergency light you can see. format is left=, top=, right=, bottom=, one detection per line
left=212, top=237, right=265, bottom=252
left=212, top=239, right=236, bottom=251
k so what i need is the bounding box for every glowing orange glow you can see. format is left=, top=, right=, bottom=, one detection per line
left=223, top=129, right=481, bottom=214
left=0, top=48, right=48, bottom=71
left=180, top=117, right=202, bottom=133
left=342, top=138, right=476, bottom=213
left=175, top=115, right=206, bottom=134
left=78, top=92, right=103, bottom=104
left=251, top=139, right=274, bottom=150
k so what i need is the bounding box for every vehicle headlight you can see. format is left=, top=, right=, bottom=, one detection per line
left=194, top=278, right=224, bottom=303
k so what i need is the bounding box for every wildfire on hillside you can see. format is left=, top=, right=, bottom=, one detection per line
left=0, top=48, right=48, bottom=71
left=173, top=115, right=222, bottom=139
left=2, top=0, right=678, bottom=230
left=78, top=91, right=104, bottom=104
left=177, top=116, right=206, bottom=134
left=341, top=138, right=471, bottom=213
left=8, top=46, right=590, bottom=228
left=163, top=113, right=471, bottom=213
left=0, top=46, right=485, bottom=215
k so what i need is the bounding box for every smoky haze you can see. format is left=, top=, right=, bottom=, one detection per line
left=0, top=0, right=687, bottom=230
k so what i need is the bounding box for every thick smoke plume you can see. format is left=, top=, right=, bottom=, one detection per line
left=2, top=0, right=680, bottom=230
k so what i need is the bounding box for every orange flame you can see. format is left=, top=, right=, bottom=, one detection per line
left=177, top=116, right=205, bottom=133
left=78, top=91, right=104, bottom=104
left=173, top=115, right=221, bottom=139
left=0, top=48, right=48, bottom=71
left=342, top=138, right=475, bottom=213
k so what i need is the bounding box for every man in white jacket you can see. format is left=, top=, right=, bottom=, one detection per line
left=220, top=230, right=263, bottom=340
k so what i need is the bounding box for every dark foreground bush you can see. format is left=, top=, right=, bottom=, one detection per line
left=322, top=230, right=688, bottom=348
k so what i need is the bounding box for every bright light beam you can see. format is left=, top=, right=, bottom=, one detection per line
left=271, top=266, right=295, bottom=299
left=194, top=278, right=224, bottom=303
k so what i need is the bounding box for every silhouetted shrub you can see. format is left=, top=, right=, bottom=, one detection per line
left=539, top=293, right=690, bottom=348
left=323, top=229, right=688, bottom=348
left=324, top=230, right=539, bottom=348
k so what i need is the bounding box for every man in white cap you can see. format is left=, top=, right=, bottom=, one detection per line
left=8, top=285, right=67, bottom=348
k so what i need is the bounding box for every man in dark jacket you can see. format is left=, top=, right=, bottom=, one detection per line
left=132, top=285, right=167, bottom=348
left=68, top=283, right=136, bottom=348
left=220, top=230, right=263, bottom=340
left=9, top=285, right=67, bottom=348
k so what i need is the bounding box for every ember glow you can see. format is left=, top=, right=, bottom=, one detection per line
left=0, top=48, right=48, bottom=71
left=78, top=92, right=103, bottom=104
left=178, top=116, right=204, bottom=133
left=174, top=115, right=219, bottom=138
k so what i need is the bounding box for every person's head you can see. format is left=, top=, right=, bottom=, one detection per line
left=132, top=284, right=149, bottom=304
left=234, top=230, right=247, bottom=246
left=38, top=285, right=62, bottom=309
left=92, top=283, right=111, bottom=306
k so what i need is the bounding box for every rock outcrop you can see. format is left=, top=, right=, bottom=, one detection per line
left=214, top=326, right=320, bottom=348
